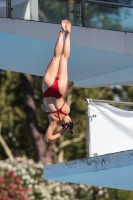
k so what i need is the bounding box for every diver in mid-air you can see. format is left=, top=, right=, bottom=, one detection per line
left=41, top=20, right=79, bottom=142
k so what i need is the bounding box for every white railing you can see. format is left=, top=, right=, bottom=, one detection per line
left=85, top=98, right=133, bottom=157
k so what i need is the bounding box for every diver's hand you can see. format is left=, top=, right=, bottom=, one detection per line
left=61, top=128, right=69, bottom=135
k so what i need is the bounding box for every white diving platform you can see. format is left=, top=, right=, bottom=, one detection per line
left=44, top=150, right=133, bottom=190
left=0, top=18, right=133, bottom=88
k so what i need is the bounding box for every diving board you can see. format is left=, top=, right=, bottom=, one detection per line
left=44, top=150, right=133, bottom=190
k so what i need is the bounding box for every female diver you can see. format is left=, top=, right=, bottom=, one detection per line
left=41, top=20, right=72, bottom=142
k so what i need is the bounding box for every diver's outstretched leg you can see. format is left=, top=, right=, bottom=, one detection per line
left=57, top=20, right=71, bottom=95
left=42, top=20, right=67, bottom=90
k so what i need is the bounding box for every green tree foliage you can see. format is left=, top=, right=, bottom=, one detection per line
left=20, top=73, right=53, bottom=164
left=0, top=70, right=52, bottom=164
left=0, top=70, right=49, bottom=161
left=0, top=70, right=34, bottom=160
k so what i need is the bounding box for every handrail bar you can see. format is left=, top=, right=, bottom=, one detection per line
left=85, top=0, right=133, bottom=8
left=85, top=98, right=133, bottom=106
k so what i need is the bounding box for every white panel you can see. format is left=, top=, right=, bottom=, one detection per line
left=23, top=0, right=38, bottom=20
left=0, top=0, right=6, bottom=17
left=29, top=0, right=38, bottom=21
left=89, top=103, right=133, bottom=156
left=24, top=0, right=30, bottom=20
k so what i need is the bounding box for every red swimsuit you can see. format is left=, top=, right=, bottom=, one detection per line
left=43, top=79, right=67, bottom=121
left=43, top=79, right=62, bottom=99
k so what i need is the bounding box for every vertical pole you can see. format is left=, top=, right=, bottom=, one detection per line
left=86, top=99, right=91, bottom=157
left=7, top=0, right=12, bottom=18
left=81, top=0, right=86, bottom=27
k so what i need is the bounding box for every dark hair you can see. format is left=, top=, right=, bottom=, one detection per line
left=61, top=121, right=82, bottom=134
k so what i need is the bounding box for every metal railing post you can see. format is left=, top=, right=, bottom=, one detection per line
left=85, top=98, right=91, bottom=157
left=7, top=0, right=13, bottom=18
left=81, top=0, right=86, bottom=27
